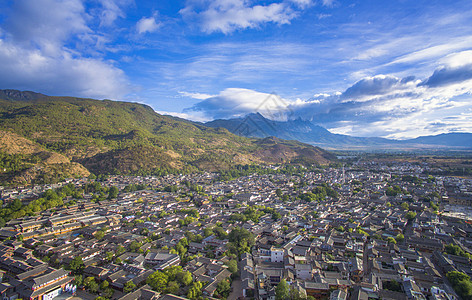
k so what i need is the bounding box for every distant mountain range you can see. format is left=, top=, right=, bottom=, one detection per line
left=0, top=90, right=333, bottom=185
left=205, top=113, right=472, bottom=150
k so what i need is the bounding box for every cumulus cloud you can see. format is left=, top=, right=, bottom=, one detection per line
left=421, top=51, right=472, bottom=87
left=0, top=40, right=129, bottom=99
left=341, top=75, right=404, bottom=100
left=4, top=0, right=89, bottom=55
left=422, top=65, right=472, bottom=87
left=0, top=0, right=131, bottom=99
left=184, top=88, right=291, bottom=120
left=183, top=51, right=472, bottom=138
left=136, top=14, right=160, bottom=34
left=180, top=0, right=308, bottom=34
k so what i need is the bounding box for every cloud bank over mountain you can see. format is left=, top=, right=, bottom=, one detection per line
left=184, top=51, right=472, bottom=139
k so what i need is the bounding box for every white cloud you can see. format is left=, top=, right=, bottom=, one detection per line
left=155, top=41, right=323, bottom=95
left=0, top=0, right=131, bottom=99
left=184, top=51, right=472, bottom=138
left=0, top=39, right=130, bottom=99
left=421, top=50, right=472, bottom=87
left=96, top=0, right=131, bottom=27
left=440, top=50, right=472, bottom=68
left=178, top=91, right=216, bottom=100
left=387, top=38, right=472, bottom=66
left=155, top=110, right=211, bottom=123
left=185, top=88, right=292, bottom=120
left=4, top=0, right=90, bottom=56
left=317, top=13, right=331, bottom=19
left=180, top=0, right=300, bottom=34
left=136, top=15, right=160, bottom=34
left=320, top=0, right=336, bottom=7
left=290, top=0, right=313, bottom=9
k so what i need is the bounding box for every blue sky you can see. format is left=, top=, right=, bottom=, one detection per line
left=1, top=0, right=472, bottom=139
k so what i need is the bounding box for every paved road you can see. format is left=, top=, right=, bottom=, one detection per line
left=65, top=289, right=96, bottom=300
left=228, top=279, right=243, bottom=300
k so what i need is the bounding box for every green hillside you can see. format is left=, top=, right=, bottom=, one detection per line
left=0, top=90, right=334, bottom=185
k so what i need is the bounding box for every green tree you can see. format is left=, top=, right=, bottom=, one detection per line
left=67, top=256, right=84, bottom=275
left=430, top=201, right=439, bottom=211
left=275, top=279, right=290, bottom=300
left=215, top=279, right=231, bottom=298
left=165, top=266, right=183, bottom=281
left=272, top=211, right=282, bottom=220
left=447, top=271, right=470, bottom=284
left=228, top=227, right=255, bottom=257
left=395, top=233, right=405, bottom=243
left=176, top=271, right=193, bottom=286
left=94, top=231, right=105, bottom=240
left=289, top=286, right=303, bottom=300
left=123, top=281, right=137, bottom=293
left=10, top=199, right=23, bottom=211
left=116, top=245, right=126, bottom=256
left=401, top=202, right=409, bottom=210
left=105, top=251, right=114, bottom=261
left=74, top=275, right=83, bottom=287
left=226, top=259, right=238, bottom=276
left=214, top=226, right=228, bottom=239
left=129, top=241, right=142, bottom=252
left=405, top=211, right=417, bottom=220
left=276, top=189, right=283, bottom=197
left=203, top=227, right=213, bottom=237
left=447, top=271, right=472, bottom=299
left=166, top=281, right=180, bottom=294
left=146, top=271, right=169, bottom=292
left=84, top=277, right=99, bottom=293
left=100, top=280, right=109, bottom=290
left=187, top=281, right=203, bottom=300
left=383, top=280, right=402, bottom=292
left=108, top=186, right=119, bottom=199
left=102, top=288, right=114, bottom=299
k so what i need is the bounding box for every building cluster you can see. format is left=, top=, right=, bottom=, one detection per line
left=0, top=160, right=471, bottom=300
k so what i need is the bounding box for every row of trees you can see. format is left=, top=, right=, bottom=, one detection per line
left=445, top=243, right=472, bottom=260
left=447, top=271, right=472, bottom=299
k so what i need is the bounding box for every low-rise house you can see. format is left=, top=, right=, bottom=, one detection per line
left=17, top=268, right=73, bottom=300
left=144, top=252, right=180, bottom=270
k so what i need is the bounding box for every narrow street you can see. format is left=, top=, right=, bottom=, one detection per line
left=228, top=279, right=243, bottom=300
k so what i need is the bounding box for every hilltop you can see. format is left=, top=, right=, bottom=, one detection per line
left=0, top=90, right=333, bottom=185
